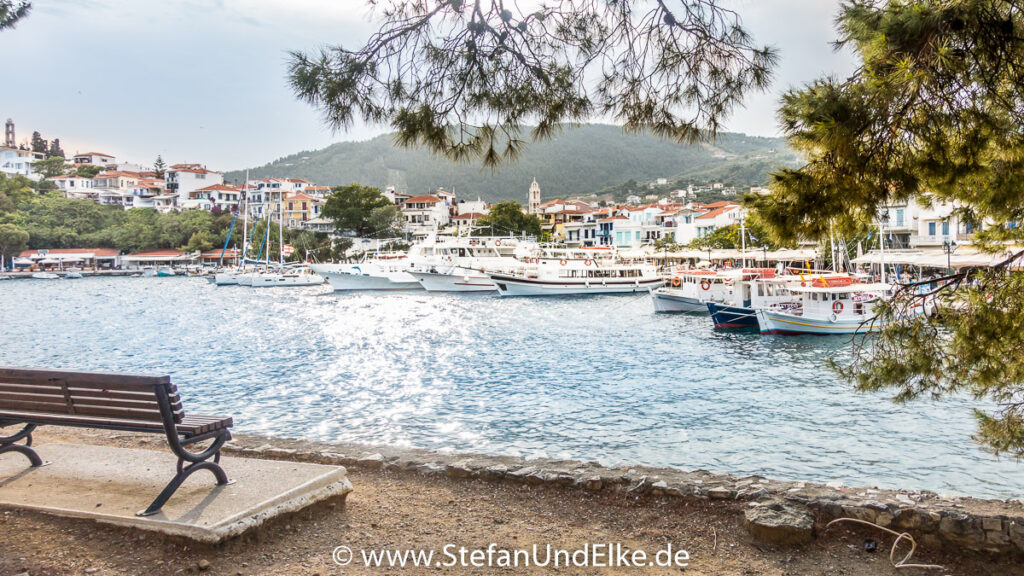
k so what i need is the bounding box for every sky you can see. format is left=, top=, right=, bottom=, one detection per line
left=0, top=0, right=857, bottom=172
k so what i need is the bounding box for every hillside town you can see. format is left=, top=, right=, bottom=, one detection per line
left=2, top=118, right=971, bottom=259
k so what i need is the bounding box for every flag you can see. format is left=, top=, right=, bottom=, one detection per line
left=748, top=232, right=759, bottom=243
left=281, top=245, right=295, bottom=256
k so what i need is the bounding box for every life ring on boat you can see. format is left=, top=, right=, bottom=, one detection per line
left=829, top=313, right=840, bottom=323
left=671, top=276, right=681, bottom=287
left=495, top=239, right=502, bottom=246
left=832, top=301, right=844, bottom=314
left=559, top=259, right=567, bottom=266
left=700, top=279, right=711, bottom=291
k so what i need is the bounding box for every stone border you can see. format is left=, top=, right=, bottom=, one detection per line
left=223, top=433, right=1024, bottom=555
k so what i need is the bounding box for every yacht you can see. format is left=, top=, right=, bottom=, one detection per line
left=63, top=268, right=83, bottom=279
left=487, top=248, right=662, bottom=296
left=310, top=253, right=420, bottom=291
left=755, top=275, right=892, bottom=335
left=406, top=237, right=525, bottom=292
left=30, top=272, right=60, bottom=280
left=249, top=267, right=324, bottom=287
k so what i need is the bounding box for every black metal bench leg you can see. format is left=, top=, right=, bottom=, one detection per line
left=136, top=459, right=233, bottom=517
left=0, top=424, right=49, bottom=468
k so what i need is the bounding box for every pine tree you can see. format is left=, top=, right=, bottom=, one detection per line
left=47, top=138, right=64, bottom=158
left=30, top=131, right=46, bottom=154
left=751, top=0, right=1024, bottom=457
left=153, top=155, right=166, bottom=179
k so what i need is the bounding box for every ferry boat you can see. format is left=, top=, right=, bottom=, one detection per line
left=650, top=269, right=739, bottom=313
left=406, top=236, right=525, bottom=292
left=755, top=275, right=892, bottom=335
left=706, top=270, right=797, bottom=329
left=310, top=253, right=420, bottom=291
left=486, top=249, right=662, bottom=296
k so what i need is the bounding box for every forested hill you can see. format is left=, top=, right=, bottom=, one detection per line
left=225, top=125, right=798, bottom=202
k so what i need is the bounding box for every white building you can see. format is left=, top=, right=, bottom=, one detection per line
left=186, top=184, right=242, bottom=212
left=72, top=152, right=116, bottom=166
left=167, top=164, right=224, bottom=210
left=92, top=171, right=142, bottom=206
left=51, top=174, right=96, bottom=199
left=401, top=194, right=451, bottom=239
left=0, top=146, right=41, bottom=179
left=694, top=202, right=744, bottom=239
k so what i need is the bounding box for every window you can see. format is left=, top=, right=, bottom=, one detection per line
left=941, top=220, right=950, bottom=236
left=928, top=222, right=936, bottom=236
left=896, top=209, right=904, bottom=226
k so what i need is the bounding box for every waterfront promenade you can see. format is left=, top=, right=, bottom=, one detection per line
left=2, top=427, right=1020, bottom=575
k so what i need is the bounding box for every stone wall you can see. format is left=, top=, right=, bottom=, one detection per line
left=224, top=433, right=1024, bottom=556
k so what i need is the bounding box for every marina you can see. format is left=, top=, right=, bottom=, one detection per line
left=1, top=275, right=1020, bottom=499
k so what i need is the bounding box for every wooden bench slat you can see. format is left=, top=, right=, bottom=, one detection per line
left=0, top=411, right=231, bottom=435
left=0, top=383, right=176, bottom=402
left=0, top=400, right=169, bottom=422
left=0, top=380, right=177, bottom=396
left=0, top=367, right=169, bottom=386
left=0, top=390, right=181, bottom=412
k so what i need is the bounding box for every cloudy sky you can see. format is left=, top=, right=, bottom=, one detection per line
left=0, top=0, right=856, bottom=171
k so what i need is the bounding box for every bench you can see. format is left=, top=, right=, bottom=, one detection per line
left=0, top=367, right=234, bottom=517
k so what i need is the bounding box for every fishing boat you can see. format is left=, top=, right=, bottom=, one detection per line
left=487, top=248, right=662, bottom=296
left=30, top=272, right=59, bottom=279
left=706, top=270, right=797, bottom=329
left=755, top=275, right=892, bottom=335
left=156, top=267, right=175, bottom=277
left=650, top=269, right=739, bottom=313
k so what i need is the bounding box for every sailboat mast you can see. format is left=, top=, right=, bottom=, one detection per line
left=242, top=171, right=249, bottom=269
left=829, top=221, right=837, bottom=273
left=740, top=215, right=747, bottom=268
left=279, top=192, right=284, bottom=266
left=879, top=214, right=886, bottom=284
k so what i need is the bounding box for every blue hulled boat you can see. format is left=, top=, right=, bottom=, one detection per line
left=707, top=302, right=759, bottom=329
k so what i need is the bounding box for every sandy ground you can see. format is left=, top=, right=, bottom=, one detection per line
left=0, top=429, right=1019, bottom=576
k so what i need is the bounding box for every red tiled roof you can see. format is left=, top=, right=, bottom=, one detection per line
left=598, top=216, right=628, bottom=222
left=456, top=212, right=486, bottom=219
left=196, top=184, right=240, bottom=192
left=696, top=206, right=737, bottom=220
left=19, top=248, right=120, bottom=257
left=131, top=249, right=183, bottom=256
left=404, top=195, right=441, bottom=204
left=704, top=201, right=740, bottom=208
left=284, top=193, right=316, bottom=200
left=74, top=152, right=114, bottom=158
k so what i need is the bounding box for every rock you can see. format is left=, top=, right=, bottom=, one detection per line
left=446, top=461, right=475, bottom=478
left=981, top=517, right=1003, bottom=532
left=708, top=487, right=735, bottom=500
left=482, top=464, right=508, bottom=479
left=744, top=500, right=815, bottom=545
left=583, top=476, right=603, bottom=492
left=198, top=558, right=211, bottom=571
left=357, top=453, right=384, bottom=468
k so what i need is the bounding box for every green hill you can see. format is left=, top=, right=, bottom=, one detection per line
left=226, top=124, right=798, bottom=203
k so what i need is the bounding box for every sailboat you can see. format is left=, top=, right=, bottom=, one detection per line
left=249, top=193, right=323, bottom=287
left=215, top=174, right=251, bottom=286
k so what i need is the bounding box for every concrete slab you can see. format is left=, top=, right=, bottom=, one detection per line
left=0, top=443, right=352, bottom=543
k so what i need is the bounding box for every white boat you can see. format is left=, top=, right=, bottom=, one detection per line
left=756, top=275, right=892, bottom=335
left=141, top=266, right=157, bottom=278
left=650, top=269, right=741, bottom=313
left=249, top=268, right=324, bottom=287
left=488, top=249, right=662, bottom=296
left=311, top=255, right=421, bottom=291
left=63, top=268, right=83, bottom=279
left=406, top=236, right=526, bottom=292
left=707, top=272, right=799, bottom=329
left=156, top=267, right=175, bottom=277
left=31, top=272, right=60, bottom=279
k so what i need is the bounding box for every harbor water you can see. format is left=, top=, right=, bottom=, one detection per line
left=1, top=276, right=1020, bottom=498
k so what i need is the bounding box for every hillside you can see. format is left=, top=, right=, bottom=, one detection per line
left=225, top=124, right=799, bottom=203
